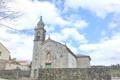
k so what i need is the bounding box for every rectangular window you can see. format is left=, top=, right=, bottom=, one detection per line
left=45, top=63, right=51, bottom=68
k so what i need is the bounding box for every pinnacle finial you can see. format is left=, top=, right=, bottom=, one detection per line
left=40, top=16, right=42, bottom=22
left=37, top=16, right=44, bottom=27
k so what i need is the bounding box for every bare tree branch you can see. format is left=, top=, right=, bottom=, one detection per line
left=0, top=23, right=18, bottom=31
left=0, top=0, right=22, bottom=31
left=0, top=11, right=21, bottom=20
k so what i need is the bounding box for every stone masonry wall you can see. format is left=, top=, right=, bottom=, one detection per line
left=0, top=59, right=6, bottom=70
left=38, top=68, right=111, bottom=80
left=0, top=69, right=30, bottom=79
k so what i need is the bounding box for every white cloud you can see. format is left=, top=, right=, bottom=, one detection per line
left=109, top=22, right=117, bottom=29
left=50, top=32, right=64, bottom=42
left=3, top=0, right=69, bottom=30
left=79, top=32, right=120, bottom=65
left=50, top=28, right=88, bottom=44
left=64, top=14, right=88, bottom=29
left=1, top=0, right=89, bottom=30
left=62, top=28, right=88, bottom=43
left=65, top=0, right=120, bottom=19
left=108, top=14, right=120, bottom=30
left=0, top=27, right=33, bottom=61
left=73, top=20, right=88, bottom=29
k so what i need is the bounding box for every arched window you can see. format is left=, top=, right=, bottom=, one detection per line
left=37, top=31, right=41, bottom=36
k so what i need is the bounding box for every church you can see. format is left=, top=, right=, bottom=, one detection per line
left=31, top=16, right=91, bottom=77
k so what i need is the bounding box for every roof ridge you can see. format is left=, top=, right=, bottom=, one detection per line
left=0, top=42, right=10, bottom=53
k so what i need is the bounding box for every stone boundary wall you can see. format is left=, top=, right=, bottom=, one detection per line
left=0, top=70, right=17, bottom=79
left=38, top=68, right=111, bottom=80
left=0, top=68, right=112, bottom=80
left=0, top=69, right=30, bottom=79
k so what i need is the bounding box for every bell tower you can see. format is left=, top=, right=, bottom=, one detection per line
left=34, top=16, right=46, bottom=43
left=31, top=16, right=46, bottom=78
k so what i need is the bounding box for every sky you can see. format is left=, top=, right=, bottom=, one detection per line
left=0, top=0, right=120, bottom=66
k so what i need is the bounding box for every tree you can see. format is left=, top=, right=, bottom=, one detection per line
left=0, top=0, right=21, bottom=30
left=0, top=0, right=15, bottom=20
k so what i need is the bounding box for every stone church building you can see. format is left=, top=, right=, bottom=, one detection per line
left=31, top=16, right=91, bottom=77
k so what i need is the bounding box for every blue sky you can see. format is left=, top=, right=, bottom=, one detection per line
left=0, top=0, right=120, bottom=65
